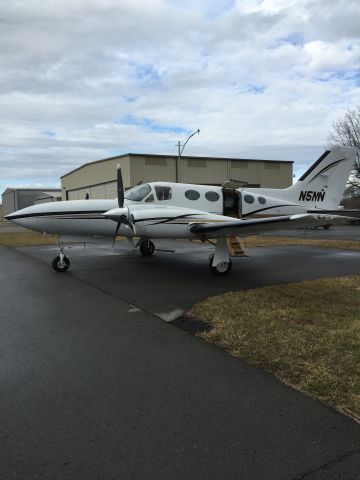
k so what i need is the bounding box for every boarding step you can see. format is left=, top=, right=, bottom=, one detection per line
left=227, top=236, right=248, bottom=257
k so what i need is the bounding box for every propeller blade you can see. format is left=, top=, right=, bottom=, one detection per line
left=112, top=221, right=121, bottom=248
left=117, top=166, right=124, bottom=208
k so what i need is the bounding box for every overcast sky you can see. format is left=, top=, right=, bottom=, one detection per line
left=1, top=0, right=360, bottom=196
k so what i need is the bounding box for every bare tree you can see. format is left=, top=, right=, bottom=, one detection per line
left=328, top=106, right=360, bottom=192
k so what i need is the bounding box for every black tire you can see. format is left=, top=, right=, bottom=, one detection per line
left=139, top=240, right=155, bottom=256
left=209, top=254, right=232, bottom=276
left=323, top=224, right=330, bottom=230
left=52, top=255, right=70, bottom=272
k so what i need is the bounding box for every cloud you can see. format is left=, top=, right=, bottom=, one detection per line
left=1, top=0, right=360, bottom=196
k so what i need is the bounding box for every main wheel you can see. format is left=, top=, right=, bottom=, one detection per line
left=323, top=224, right=330, bottom=230
left=209, top=254, right=232, bottom=276
left=52, top=255, right=70, bottom=272
left=139, top=240, right=155, bottom=256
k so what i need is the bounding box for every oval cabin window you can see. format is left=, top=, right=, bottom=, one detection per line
left=185, top=190, right=200, bottom=201
left=258, top=196, right=266, bottom=205
left=205, top=191, right=220, bottom=202
left=244, top=194, right=255, bottom=204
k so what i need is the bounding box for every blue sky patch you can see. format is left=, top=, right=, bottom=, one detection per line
left=119, top=115, right=187, bottom=135
left=41, top=129, right=56, bottom=137
left=133, top=64, right=161, bottom=87
left=269, top=33, right=304, bottom=49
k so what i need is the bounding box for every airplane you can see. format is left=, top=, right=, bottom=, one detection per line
left=5, top=146, right=358, bottom=275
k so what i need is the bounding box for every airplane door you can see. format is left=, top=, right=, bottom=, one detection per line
left=222, top=189, right=241, bottom=218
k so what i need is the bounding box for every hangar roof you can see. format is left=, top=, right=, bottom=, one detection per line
left=61, top=152, right=293, bottom=179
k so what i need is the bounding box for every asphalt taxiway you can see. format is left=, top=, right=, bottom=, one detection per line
left=0, top=240, right=359, bottom=480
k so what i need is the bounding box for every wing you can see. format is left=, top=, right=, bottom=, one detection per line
left=189, top=214, right=355, bottom=237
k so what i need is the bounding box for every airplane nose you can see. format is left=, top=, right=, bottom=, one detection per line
left=103, top=207, right=129, bottom=221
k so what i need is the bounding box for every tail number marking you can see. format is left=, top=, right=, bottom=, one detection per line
left=299, top=191, right=326, bottom=202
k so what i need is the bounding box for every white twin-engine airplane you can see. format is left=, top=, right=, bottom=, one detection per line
left=6, top=146, right=358, bottom=275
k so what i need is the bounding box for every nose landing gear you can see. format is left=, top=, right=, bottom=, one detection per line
left=52, top=241, right=70, bottom=272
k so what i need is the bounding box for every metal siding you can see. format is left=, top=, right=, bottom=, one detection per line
left=62, top=156, right=131, bottom=197
left=61, top=155, right=292, bottom=198
left=68, top=190, right=79, bottom=200
left=130, top=156, right=176, bottom=185
left=105, top=181, right=117, bottom=198
left=258, top=163, right=292, bottom=188
left=2, top=190, right=16, bottom=217
left=90, top=184, right=106, bottom=199
left=181, top=159, right=228, bottom=185
left=229, top=161, right=256, bottom=185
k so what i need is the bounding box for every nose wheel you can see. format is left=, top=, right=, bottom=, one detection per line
left=139, top=240, right=155, bottom=256
left=52, top=241, right=71, bottom=272
left=52, top=255, right=70, bottom=272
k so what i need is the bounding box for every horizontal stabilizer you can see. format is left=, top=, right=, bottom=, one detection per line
left=307, top=209, right=360, bottom=218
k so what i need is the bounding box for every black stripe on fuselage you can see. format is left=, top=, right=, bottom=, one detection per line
left=133, top=213, right=203, bottom=224
left=242, top=204, right=299, bottom=217
left=6, top=210, right=108, bottom=220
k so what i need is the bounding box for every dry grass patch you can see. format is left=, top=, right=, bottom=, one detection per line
left=0, top=231, right=58, bottom=246
left=243, top=235, right=360, bottom=251
left=188, top=276, right=360, bottom=421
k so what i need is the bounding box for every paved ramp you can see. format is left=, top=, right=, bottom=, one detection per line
left=1, top=244, right=360, bottom=479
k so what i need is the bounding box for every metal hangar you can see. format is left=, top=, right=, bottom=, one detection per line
left=61, top=153, right=293, bottom=200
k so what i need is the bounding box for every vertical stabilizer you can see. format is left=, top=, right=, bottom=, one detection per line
left=285, top=146, right=356, bottom=209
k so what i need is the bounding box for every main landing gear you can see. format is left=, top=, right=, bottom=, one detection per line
left=209, top=254, right=232, bottom=276
left=52, top=241, right=70, bottom=272
left=209, top=237, right=232, bottom=276
left=139, top=239, right=155, bottom=256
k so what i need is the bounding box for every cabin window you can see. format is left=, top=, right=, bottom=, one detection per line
left=155, top=186, right=172, bottom=201
left=145, top=194, right=154, bottom=203
left=205, top=191, right=220, bottom=202
left=185, top=190, right=200, bottom=200
left=244, top=194, right=255, bottom=204
left=125, top=183, right=151, bottom=201
left=258, top=196, right=266, bottom=205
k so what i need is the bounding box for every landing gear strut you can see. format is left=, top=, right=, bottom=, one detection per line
left=52, top=241, right=70, bottom=272
left=139, top=239, right=155, bottom=256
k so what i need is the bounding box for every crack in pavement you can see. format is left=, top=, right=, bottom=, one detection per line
left=291, top=449, right=360, bottom=480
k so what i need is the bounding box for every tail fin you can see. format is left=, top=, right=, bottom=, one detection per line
left=286, top=146, right=357, bottom=209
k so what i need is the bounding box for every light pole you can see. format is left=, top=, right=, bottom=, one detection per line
left=175, top=129, right=200, bottom=182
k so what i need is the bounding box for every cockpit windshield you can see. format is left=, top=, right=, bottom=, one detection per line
left=124, top=183, right=152, bottom=202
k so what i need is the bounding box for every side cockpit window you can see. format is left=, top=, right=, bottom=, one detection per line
left=145, top=194, right=154, bottom=203
left=125, top=184, right=151, bottom=201
left=155, top=186, right=172, bottom=201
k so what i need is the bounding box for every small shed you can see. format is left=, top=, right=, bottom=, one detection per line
left=34, top=191, right=62, bottom=204
left=1, top=188, right=61, bottom=218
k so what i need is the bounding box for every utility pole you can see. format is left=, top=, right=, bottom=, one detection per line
left=175, top=129, right=200, bottom=182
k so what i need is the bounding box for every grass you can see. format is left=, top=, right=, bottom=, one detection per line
left=188, top=276, right=360, bottom=422
left=0, top=228, right=359, bottom=250
left=0, top=231, right=58, bottom=246
left=242, top=235, right=360, bottom=251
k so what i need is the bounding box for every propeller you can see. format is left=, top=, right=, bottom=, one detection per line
left=105, top=166, right=134, bottom=246
left=117, top=165, right=124, bottom=208
left=111, top=166, right=126, bottom=246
